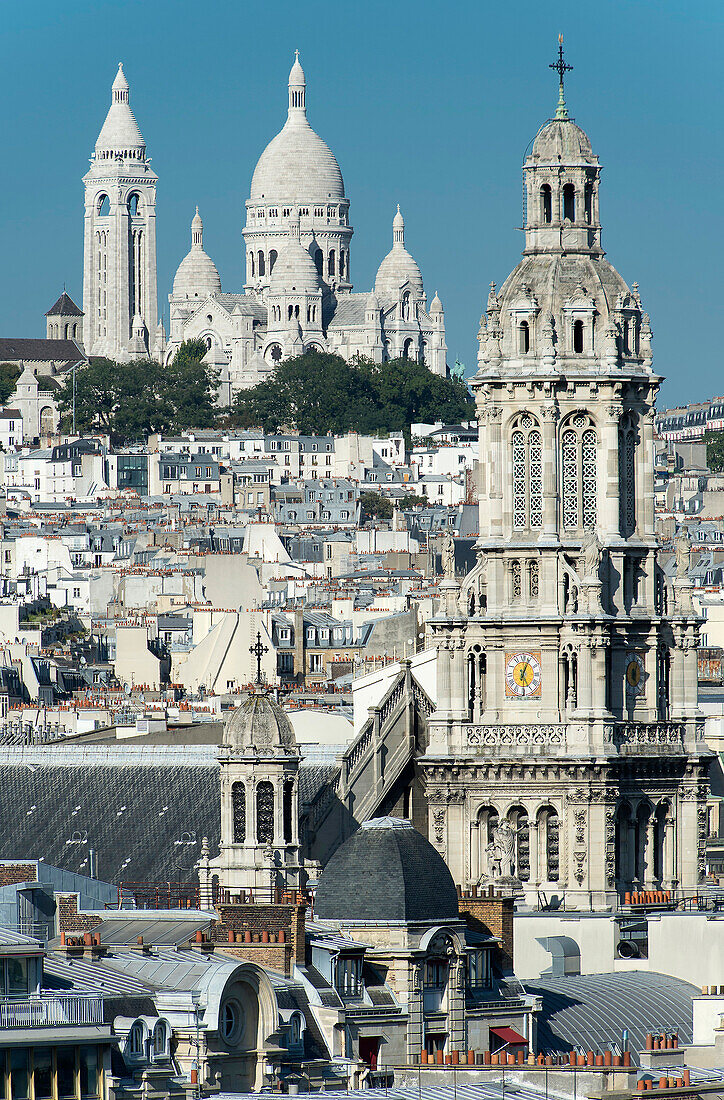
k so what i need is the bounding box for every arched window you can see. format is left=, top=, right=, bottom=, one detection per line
left=257, top=251, right=265, bottom=277
left=328, top=250, right=335, bottom=276
left=294, top=304, right=299, bottom=319
left=518, top=320, right=530, bottom=354
left=573, top=319, right=584, bottom=353
left=615, top=803, right=633, bottom=883
left=153, top=1021, right=168, bottom=1058
left=128, top=193, right=141, bottom=216
left=403, top=337, right=414, bottom=360
left=314, top=249, right=323, bottom=278
left=467, top=645, right=486, bottom=721
left=128, top=1021, right=144, bottom=1056
left=232, top=781, right=246, bottom=843
left=401, top=292, right=411, bottom=322
left=249, top=251, right=255, bottom=277
left=618, top=413, right=637, bottom=537
left=511, top=414, right=542, bottom=530
left=657, top=645, right=670, bottom=720
left=538, top=807, right=559, bottom=881
left=256, top=781, right=274, bottom=844
left=97, top=194, right=110, bottom=216
left=563, top=183, right=575, bottom=222
left=269, top=249, right=278, bottom=274
left=72, top=323, right=78, bottom=338
left=283, top=780, right=294, bottom=843
left=584, top=182, right=593, bottom=224
left=540, top=184, right=552, bottom=224
left=289, top=1013, right=302, bottom=1047
left=561, top=645, right=577, bottom=713
left=561, top=414, right=597, bottom=530
left=338, top=251, right=345, bottom=278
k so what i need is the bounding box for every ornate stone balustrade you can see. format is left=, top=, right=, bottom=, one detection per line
left=465, top=724, right=565, bottom=749
left=606, top=722, right=685, bottom=748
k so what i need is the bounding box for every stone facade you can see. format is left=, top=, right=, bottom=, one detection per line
left=420, top=80, right=710, bottom=909
left=166, top=54, right=447, bottom=392
left=82, top=64, right=160, bottom=361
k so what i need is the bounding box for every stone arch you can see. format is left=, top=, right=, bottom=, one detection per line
left=96, top=193, right=110, bottom=216
left=39, top=407, right=54, bottom=436
left=536, top=804, right=559, bottom=882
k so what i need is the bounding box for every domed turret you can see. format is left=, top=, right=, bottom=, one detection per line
left=430, top=290, right=443, bottom=315
left=315, top=817, right=459, bottom=922
left=94, top=63, right=146, bottom=159
left=269, top=213, right=320, bottom=294
left=172, top=207, right=222, bottom=299
left=375, top=206, right=424, bottom=300
left=223, top=689, right=298, bottom=755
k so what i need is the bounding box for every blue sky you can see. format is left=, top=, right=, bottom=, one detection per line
left=0, top=0, right=721, bottom=409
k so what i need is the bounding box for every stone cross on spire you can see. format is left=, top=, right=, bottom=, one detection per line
left=250, top=630, right=269, bottom=686
left=550, top=34, right=573, bottom=120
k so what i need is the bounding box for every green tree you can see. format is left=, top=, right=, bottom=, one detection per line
left=398, top=493, right=429, bottom=508
left=0, top=363, right=21, bottom=406
left=229, top=352, right=474, bottom=436
left=359, top=491, right=393, bottom=521
left=706, top=430, right=724, bottom=473
left=57, top=347, right=219, bottom=443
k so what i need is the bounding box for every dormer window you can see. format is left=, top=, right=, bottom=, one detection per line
left=335, top=955, right=363, bottom=998
left=128, top=1020, right=145, bottom=1056
left=573, top=319, right=584, bottom=353
left=519, top=320, right=530, bottom=354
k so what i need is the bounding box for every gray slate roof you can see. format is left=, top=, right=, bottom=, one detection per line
left=525, top=972, right=698, bottom=1055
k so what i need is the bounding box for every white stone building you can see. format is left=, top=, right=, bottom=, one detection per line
left=82, top=64, right=162, bottom=361
left=420, top=63, right=709, bottom=907
left=165, top=54, right=448, bottom=391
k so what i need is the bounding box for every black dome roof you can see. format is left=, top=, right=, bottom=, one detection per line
left=315, top=817, right=459, bottom=923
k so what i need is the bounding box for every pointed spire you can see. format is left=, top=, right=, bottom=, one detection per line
left=112, top=62, right=129, bottom=104
left=393, top=205, right=405, bottom=247
left=192, top=206, right=203, bottom=248
left=550, top=34, right=572, bottom=120
left=288, top=50, right=306, bottom=115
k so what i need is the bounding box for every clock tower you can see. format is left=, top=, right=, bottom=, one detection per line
left=421, top=46, right=710, bottom=907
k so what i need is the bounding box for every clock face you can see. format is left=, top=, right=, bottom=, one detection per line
left=625, top=651, right=645, bottom=695
left=505, top=650, right=543, bottom=699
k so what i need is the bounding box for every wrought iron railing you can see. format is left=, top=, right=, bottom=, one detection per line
left=0, top=993, right=103, bottom=1028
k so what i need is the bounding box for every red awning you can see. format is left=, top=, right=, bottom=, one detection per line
left=490, top=1026, right=528, bottom=1046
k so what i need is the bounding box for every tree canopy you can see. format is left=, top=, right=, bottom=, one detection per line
left=0, top=363, right=21, bottom=406
left=228, top=352, right=474, bottom=436
left=359, top=491, right=394, bottom=521
left=705, top=430, right=724, bottom=473
left=57, top=340, right=218, bottom=443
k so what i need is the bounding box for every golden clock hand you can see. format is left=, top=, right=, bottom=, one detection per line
left=518, top=662, right=530, bottom=685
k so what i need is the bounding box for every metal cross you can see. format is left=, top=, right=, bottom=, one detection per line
left=250, top=630, right=268, bottom=685
left=550, top=34, right=573, bottom=93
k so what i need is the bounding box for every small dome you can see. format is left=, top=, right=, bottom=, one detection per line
left=172, top=208, right=221, bottom=298
left=315, top=817, right=459, bottom=923
left=375, top=248, right=424, bottom=299
left=269, top=238, right=320, bottom=294
left=95, top=63, right=146, bottom=156
left=375, top=206, right=424, bottom=299
left=430, top=290, right=443, bottom=314
left=223, top=690, right=298, bottom=755
left=172, top=251, right=222, bottom=298
left=366, top=289, right=380, bottom=311
left=530, top=117, right=596, bottom=164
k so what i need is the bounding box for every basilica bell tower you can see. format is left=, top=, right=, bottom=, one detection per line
left=422, top=43, right=710, bottom=908
left=82, top=63, right=158, bottom=360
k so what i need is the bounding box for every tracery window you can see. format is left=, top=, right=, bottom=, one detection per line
left=510, top=559, right=521, bottom=601
left=561, top=414, right=597, bottom=530
left=232, top=781, right=246, bottom=843
left=256, top=781, right=274, bottom=844
left=618, top=412, right=637, bottom=537
left=511, top=414, right=542, bottom=530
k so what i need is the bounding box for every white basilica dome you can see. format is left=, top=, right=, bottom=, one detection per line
left=375, top=206, right=424, bottom=299
left=249, top=54, right=345, bottom=204
left=95, top=63, right=146, bottom=157
left=172, top=208, right=221, bottom=298
left=269, top=237, right=320, bottom=294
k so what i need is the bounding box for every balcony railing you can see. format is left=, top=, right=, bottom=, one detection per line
left=0, top=993, right=104, bottom=1028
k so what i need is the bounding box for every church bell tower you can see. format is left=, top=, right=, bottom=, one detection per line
left=82, top=63, right=158, bottom=360
left=422, top=42, right=710, bottom=908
